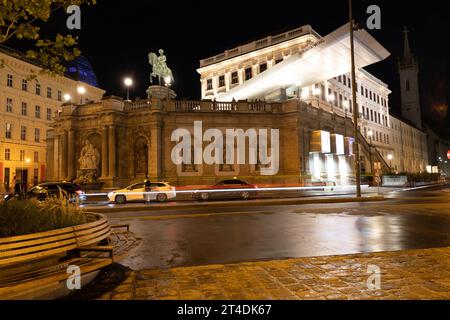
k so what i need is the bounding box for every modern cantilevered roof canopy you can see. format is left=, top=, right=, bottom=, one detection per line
left=216, top=23, right=390, bottom=102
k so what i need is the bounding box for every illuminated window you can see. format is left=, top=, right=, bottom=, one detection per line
left=6, top=98, right=13, bottom=113
left=5, top=123, right=12, bottom=139
left=5, top=148, right=10, bottom=160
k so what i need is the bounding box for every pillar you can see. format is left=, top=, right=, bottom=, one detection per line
left=67, top=129, right=75, bottom=180
left=108, top=125, right=116, bottom=178
left=53, top=134, right=60, bottom=180
left=61, top=130, right=68, bottom=180
left=101, top=126, right=108, bottom=178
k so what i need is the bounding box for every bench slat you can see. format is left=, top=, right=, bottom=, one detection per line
left=77, top=228, right=111, bottom=247
left=0, top=244, right=78, bottom=266
left=0, top=226, right=75, bottom=244
left=73, top=221, right=109, bottom=237
left=0, top=239, right=77, bottom=259
left=73, top=217, right=107, bottom=231
left=0, top=232, right=76, bottom=251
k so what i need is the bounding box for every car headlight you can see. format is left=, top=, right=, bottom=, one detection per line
left=107, top=192, right=114, bottom=198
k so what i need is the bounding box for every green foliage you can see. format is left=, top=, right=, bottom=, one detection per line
left=0, top=196, right=87, bottom=237
left=0, top=0, right=96, bottom=76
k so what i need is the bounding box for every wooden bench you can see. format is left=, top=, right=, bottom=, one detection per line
left=0, top=213, right=113, bottom=299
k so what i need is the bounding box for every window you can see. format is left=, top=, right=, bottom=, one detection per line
left=231, top=71, right=238, bottom=84
left=338, top=75, right=342, bottom=83
left=348, top=77, right=351, bottom=88
left=5, top=148, right=10, bottom=160
left=360, top=85, right=364, bottom=95
left=21, top=102, right=27, bottom=116
left=275, top=58, right=283, bottom=64
left=35, top=105, right=41, bottom=118
left=244, top=67, right=252, bottom=81
left=7, top=74, right=13, bottom=87
left=343, top=76, right=347, bottom=86
left=369, top=91, right=373, bottom=100
left=206, top=79, right=213, bottom=90
left=57, top=90, right=62, bottom=102
left=218, top=75, right=225, bottom=88
left=333, top=91, right=338, bottom=106
left=47, top=87, right=52, bottom=99
left=365, top=88, right=368, bottom=98
left=34, top=151, right=39, bottom=162
left=259, top=63, right=267, bottom=73
left=35, top=128, right=40, bottom=142
left=21, top=126, right=27, bottom=141
left=378, top=113, right=381, bottom=124
left=6, top=98, right=13, bottom=113
left=33, top=168, right=39, bottom=185
left=5, top=123, right=12, bottom=139
left=339, top=94, right=343, bottom=108
left=47, top=108, right=52, bottom=121
left=36, top=83, right=41, bottom=95
left=20, top=150, right=25, bottom=162
left=22, top=79, right=28, bottom=91
left=370, top=110, right=374, bottom=122
left=406, top=80, right=410, bottom=91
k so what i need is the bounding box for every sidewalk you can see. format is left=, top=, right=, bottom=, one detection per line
left=88, top=246, right=450, bottom=300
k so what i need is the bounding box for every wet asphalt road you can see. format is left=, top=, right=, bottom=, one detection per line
left=106, top=186, right=450, bottom=271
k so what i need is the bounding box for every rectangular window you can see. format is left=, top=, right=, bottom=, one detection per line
left=348, top=77, right=351, bottom=88
left=47, top=87, right=52, bottom=99
left=343, top=76, right=347, bottom=86
left=365, top=88, right=368, bottom=98
left=34, top=151, right=39, bottom=163
left=35, top=105, right=41, bottom=118
left=20, top=150, right=25, bottom=162
left=259, top=63, right=267, bottom=73
left=378, top=113, right=381, bottom=124
left=21, top=102, right=27, bottom=116
left=339, top=94, right=343, bottom=108
left=22, top=79, right=28, bottom=91
left=360, top=85, right=363, bottom=94
left=338, top=75, right=342, bottom=83
left=5, top=148, right=10, bottom=161
left=206, top=79, right=213, bottom=90
left=33, top=168, right=39, bottom=186
left=21, top=126, right=27, bottom=141
left=218, top=75, right=225, bottom=88
left=231, top=72, right=238, bottom=84
left=7, top=74, right=13, bottom=87
left=35, top=128, right=40, bottom=142
left=244, top=67, right=252, bottom=81
left=57, top=90, right=62, bottom=102
left=370, top=110, right=374, bottom=122
left=5, top=123, right=12, bottom=139
left=36, top=83, right=41, bottom=95
left=47, top=108, right=52, bottom=121
left=333, top=91, right=338, bottom=107
left=6, top=98, right=13, bottom=113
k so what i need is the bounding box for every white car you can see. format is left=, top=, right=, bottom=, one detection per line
left=107, top=181, right=176, bottom=204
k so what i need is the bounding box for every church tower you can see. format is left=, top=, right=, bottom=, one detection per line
left=398, top=27, right=422, bottom=129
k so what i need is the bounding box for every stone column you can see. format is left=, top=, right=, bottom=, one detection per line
left=108, top=125, right=116, bottom=178
left=67, top=129, right=75, bottom=180
left=150, top=122, right=162, bottom=179
left=53, top=134, right=60, bottom=180
left=61, top=130, right=68, bottom=180
left=101, top=126, right=108, bottom=178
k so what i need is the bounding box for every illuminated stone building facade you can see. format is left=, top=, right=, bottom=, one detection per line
left=0, top=46, right=104, bottom=192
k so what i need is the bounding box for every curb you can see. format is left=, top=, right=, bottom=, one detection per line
left=88, top=196, right=386, bottom=213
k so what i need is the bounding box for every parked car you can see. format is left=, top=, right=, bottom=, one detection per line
left=24, top=182, right=86, bottom=201
left=192, top=179, right=258, bottom=200
left=107, top=181, right=176, bottom=204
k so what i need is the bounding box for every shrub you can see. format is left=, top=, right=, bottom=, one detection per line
left=0, top=196, right=87, bottom=238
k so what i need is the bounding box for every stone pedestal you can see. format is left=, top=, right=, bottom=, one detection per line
left=146, top=85, right=177, bottom=100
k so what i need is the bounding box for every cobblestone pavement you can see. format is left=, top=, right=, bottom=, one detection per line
left=91, top=246, right=450, bottom=300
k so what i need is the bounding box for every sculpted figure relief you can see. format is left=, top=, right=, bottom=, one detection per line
left=79, top=139, right=100, bottom=171
left=148, top=49, right=174, bottom=85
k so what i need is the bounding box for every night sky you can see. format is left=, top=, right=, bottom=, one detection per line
left=34, top=0, right=450, bottom=137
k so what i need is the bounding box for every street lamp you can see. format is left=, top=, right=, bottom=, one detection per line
left=64, top=94, right=71, bottom=102
left=367, top=130, right=374, bottom=174
left=343, top=100, right=349, bottom=118
left=124, top=78, right=133, bottom=101
left=164, top=76, right=172, bottom=100
left=387, top=154, right=393, bottom=173
left=77, top=86, right=86, bottom=104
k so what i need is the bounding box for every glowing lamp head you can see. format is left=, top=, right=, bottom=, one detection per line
left=124, top=78, right=133, bottom=87
left=387, top=154, right=393, bottom=161
left=328, top=94, right=335, bottom=102
left=313, top=88, right=321, bottom=96
left=343, top=101, right=349, bottom=109
left=77, top=86, right=86, bottom=94
left=25, top=158, right=31, bottom=164
left=368, top=130, right=374, bottom=137
left=164, top=76, right=172, bottom=85
left=63, top=94, right=71, bottom=102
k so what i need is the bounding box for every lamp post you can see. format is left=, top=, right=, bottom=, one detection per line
left=387, top=154, right=393, bottom=173
left=367, top=130, right=374, bottom=174
left=124, top=78, right=133, bottom=101
left=349, top=0, right=361, bottom=197
left=64, top=94, right=71, bottom=103
left=77, top=86, right=86, bottom=104
left=164, top=76, right=172, bottom=100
